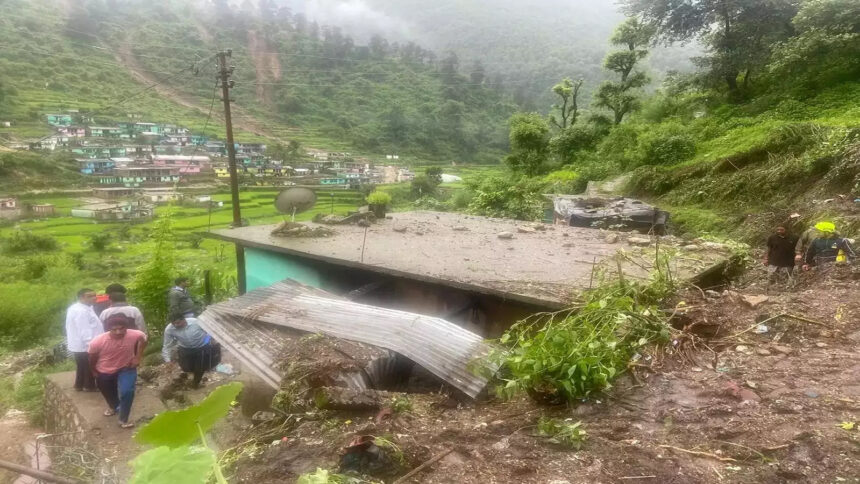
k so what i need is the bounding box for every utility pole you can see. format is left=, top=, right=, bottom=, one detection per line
left=217, top=49, right=247, bottom=294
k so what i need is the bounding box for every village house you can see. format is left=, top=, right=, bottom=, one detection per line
left=209, top=211, right=727, bottom=337
left=28, top=204, right=55, bottom=217
left=46, top=114, right=73, bottom=126
left=87, top=126, right=122, bottom=138
left=152, top=154, right=212, bottom=175
left=77, top=158, right=116, bottom=175
left=70, top=202, right=152, bottom=221
left=0, top=197, right=21, bottom=220
left=140, top=188, right=182, bottom=204
left=92, top=187, right=137, bottom=199
left=112, top=166, right=180, bottom=187
left=58, top=126, right=87, bottom=137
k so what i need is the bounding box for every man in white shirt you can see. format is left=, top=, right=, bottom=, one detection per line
left=99, top=292, right=146, bottom=333
left=65, top=288, right=104, bottom=391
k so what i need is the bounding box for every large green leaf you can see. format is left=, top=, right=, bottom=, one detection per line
left=130, top=446, right=215, bottom=484
left=135, top=382, right=242, bottom=447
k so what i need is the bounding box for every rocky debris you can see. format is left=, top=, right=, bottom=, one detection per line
left=701, top=241, right=727, bottom=249
left=497, top=231, right=514, bottom=239
left=723, top=380, right=761, bottom=403
left=627, top=236, right=651, bottom=246
left=271, top=222, right=335, bottom=238
left=682, top=244, right=700, bottom=251
left=847, top=330, right=860, bottom=343
left=772, top=345, right=793, bottom=355
left=393, top=226, right=407, bottom=233
left=604, top=233, right=619, bottom=244
left=452, top=225, right=468, bottom=231
left=756, top=348, right=772, bottom=356
left=705, top=289, right=723, bottom=298
left=742, top=294, right=769, bottom=308
left=517, top=226, right=536, bottom=234
left=312, top=387, right=401, bottom=411
left=313, top=211, right=376, bottom=225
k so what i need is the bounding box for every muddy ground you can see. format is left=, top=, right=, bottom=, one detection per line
left=224, top=262, right=859, bottom=483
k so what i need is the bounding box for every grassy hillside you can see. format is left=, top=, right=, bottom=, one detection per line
left=621, top=81, right=860, bottom=240
left=0, top=0, right=516, bottom=163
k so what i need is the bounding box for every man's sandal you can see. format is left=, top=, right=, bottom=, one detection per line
left=119, top=421, right=134, bottom=429
left=103, top=409, right=116, bottom=417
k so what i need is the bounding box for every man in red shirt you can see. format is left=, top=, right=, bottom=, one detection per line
left=88, top=314, right=147, bottom=428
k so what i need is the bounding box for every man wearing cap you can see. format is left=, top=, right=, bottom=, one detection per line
left=162, top=314, right=220, bottom=388
left=795, top=222, right=840, bottom=265
left=88, top=314, right=147, bottom=428
left=802, top=222, right=855, bottom=270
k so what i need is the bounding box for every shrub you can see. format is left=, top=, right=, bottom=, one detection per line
left=488, top=274, right=673, bottom=403
left=366, top=191, right=392, bottom=206
left=89, top=232, right=111, bottom=251
left=543, top=169, right=581, bottom=194
left=466, top=176, right=546, bottom=221
left=642, top=133, right=696, bottom=165
left=0, top=281, right=72, bottom=348
left=2, top=231, right=59, bottom=254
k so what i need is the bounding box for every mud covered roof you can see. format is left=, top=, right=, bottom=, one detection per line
left=196, top=280, right=493, bottom=398
left=211, top=211, right=729, bottom=307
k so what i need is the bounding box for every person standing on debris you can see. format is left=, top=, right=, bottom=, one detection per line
left=65, top=288, right=103, bottom=392
left=168, top=277, right=196, bottom=319
left=795, top=222, right=841, bottom=265
left=803, top=222, right=856, bottom=270
left=162, top=314, right=220, bottom=388
left=88, top=314, right=147, bottom=429
left=99, top=292, right=146, bottom=333
left=94, top=283, right=127, bottom=317
left=765, top=226, right=796, bottom=284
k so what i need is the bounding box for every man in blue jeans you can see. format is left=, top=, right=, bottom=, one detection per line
left=88, top=314, right=147, bottom=428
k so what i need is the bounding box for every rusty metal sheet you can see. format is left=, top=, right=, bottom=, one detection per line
left=196, top=280, right=493, bottom=399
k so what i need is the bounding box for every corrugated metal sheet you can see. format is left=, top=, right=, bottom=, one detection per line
left=196, top=280, right=493, bottom=399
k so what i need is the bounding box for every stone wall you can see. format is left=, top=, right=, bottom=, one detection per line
left=43, top=374, right=87, bottom=448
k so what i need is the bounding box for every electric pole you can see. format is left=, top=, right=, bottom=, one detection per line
left=217, top=49, right=247, bottom=294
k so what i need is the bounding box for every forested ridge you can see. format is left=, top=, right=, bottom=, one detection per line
left=0, top=0, right=517, bottom=161
left=451, top=0, right=860, bottom=240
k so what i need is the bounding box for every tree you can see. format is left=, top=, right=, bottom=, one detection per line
left=425, top=166, right=443, bottom=185
left=470, top=61, right=486, bottom=85
left=594, top=18, right=655, bottom=124
left=549, top=78, right=584, bottom=130
left=504, top=113, right=551, bottom=176
left=623, top=0, right=799, bottom=95
left=768, top=0, right=860, bottom=86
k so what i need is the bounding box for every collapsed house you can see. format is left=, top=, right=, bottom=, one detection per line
left=209, top=211, right=723, bottom=337
left=196, top=280, right=493, bottom=406
left=551, top=195, right=670, bottom=234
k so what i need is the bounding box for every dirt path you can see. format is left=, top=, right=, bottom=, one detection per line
left=0, top=410, right=44, bottom=484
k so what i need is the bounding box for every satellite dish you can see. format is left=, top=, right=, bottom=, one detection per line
left=275, top=187, right=317, bottom=221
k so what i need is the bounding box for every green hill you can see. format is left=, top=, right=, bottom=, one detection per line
left=0, top=0, right=516, bottom=163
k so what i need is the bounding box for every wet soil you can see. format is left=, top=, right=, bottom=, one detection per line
left=229, top=263, right=860, bottom=483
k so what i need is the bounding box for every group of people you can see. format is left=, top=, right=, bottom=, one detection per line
left=64, top=278, right=221, bottom=428
left=765, top=221, right=855, bottom=285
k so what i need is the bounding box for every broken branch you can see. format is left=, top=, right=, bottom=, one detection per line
left=393, top=448, right=454, bottom=484
left=659, top=444, right=738, bottom=462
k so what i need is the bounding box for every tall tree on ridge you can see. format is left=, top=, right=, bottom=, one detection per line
left=594, top=18, right=655, bottom=125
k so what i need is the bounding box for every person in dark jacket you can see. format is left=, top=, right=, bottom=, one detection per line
left=803, top=223, right=856, bottom=270
left=167, top=277, right=196, bottom=319
left=765, top=226, right=797, bottom=285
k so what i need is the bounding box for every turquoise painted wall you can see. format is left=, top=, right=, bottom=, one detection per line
left=245, top=247, right=324, bottom=291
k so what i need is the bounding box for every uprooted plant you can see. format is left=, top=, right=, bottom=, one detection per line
left=486, top=266, right=675, bottom=403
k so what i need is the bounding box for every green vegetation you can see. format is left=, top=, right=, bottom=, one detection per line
left=489, top=270, right=674, bottom=403
left=536, top=418, right=588, bottom=449
left=132, top=382, right=242, bottom=483
left=365, top=191, right=392, bottom=206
